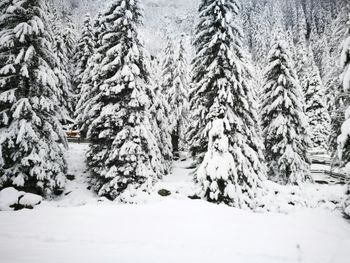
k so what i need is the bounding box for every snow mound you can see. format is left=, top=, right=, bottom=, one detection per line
left=259, top=181, right=346, bottom=213
left=19, top=193, right=43, bottom=208
left=0, top=188, right=43, bottom=211
left=0, top=188, right=24, bottom=211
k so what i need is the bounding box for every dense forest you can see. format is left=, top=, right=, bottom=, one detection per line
left=1, top=0, right=350, bottom=262
left=1, top=0, right=350, bottom=208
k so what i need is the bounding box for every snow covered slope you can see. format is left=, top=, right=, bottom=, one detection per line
left=71, top=0, right=199, bottom=54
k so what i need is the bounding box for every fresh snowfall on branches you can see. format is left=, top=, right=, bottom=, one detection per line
left=1, top=0, right=350, bottom=262
left=188, top=0, right=265, bottom=208
left=261, top=40, right=311, bottom=185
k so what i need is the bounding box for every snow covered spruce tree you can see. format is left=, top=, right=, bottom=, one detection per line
left=304, top=66, right=331, bottom=150
left=0, top=1, right=11, bottom=16
left=148, top=55, right=173, bottom=172
left=72, top=14, right=95, bottom=95
left=62, top=20, right=77, bottom=63
left=261, top=41, right=311, bottom=185
left=75, top=13, right=106, bottom=138
left=188, top=0, right=266, bottom=207
left=0, top=0, right=67, bottom=196
left=45, top=3, right=75, bottom=122
left=160, top=37, right=176, bottom=96
left=148, top=85, right=173, bottom=174
left=168, top=37, right=189, bottom=157
left=339, top=15, right=350, bottom=172
left=338, top=14, right=350, bottom=217
left=86, top=0, right=164, bottom=200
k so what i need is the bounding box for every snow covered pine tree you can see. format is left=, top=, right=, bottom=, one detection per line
left=168, top=37, right=189, bottom=158
left=0, top=0, right=67, bottom=196
left=86, top=0, right=164, bottom=201
left=261, top=41, right=311, bottom=185
left=46, top=2, right=75, bottom=123
left=75, top=12, right=106, bottom=138
left=304, top=65, right=331, bottom=151
left=161, top=36, right=176, bottom=96
left=72, top=13, right=95, bottom=96
left=338, top=13, right=350, bottom=217
left=293, top=18, right=331, bottom=151
left=188, top=0, right=266, bottom=208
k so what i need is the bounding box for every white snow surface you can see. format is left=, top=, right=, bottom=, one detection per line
left=0, top=187, right=24, bottom=211
left=1, top=200, right=350, bottom=263
left=18, top=193, right=42, bottom=207
left=1, top=143, right=350, bottom=263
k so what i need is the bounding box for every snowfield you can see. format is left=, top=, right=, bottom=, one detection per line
left=0, top=143, right=350, bottom=263
left=0, top=201, right=350, bottom=263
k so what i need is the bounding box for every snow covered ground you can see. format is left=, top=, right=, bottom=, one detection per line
left=0, top=143, right=350, bottom=263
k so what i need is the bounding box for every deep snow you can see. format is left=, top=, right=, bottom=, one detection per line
left=0, top=200, right=350, bottom=263
left=0, top=143, right=349, bottom=263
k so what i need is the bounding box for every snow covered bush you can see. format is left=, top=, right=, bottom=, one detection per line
left=197, top=113, right=242, bottom=207
left=257, top=181, right=345, bottom=214
left=84, top=0, right=166, bottom=200
left=261, top=41, right=311, bottom=185
left=0, top=0, right=67, bottom=196
left=0, top=187, right=42, bottom=211
left=188, top=0, right=266, bottom=208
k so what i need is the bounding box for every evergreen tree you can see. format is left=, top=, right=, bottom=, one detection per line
left=53, top=31, right=75, bottom=120
left=188, top=0, right=266, bottom=208
left=149, top=85, right=173, bottom=174
left=0, top=0, right=11, bottom=16
left=294, top=5, right=312, bottom=93
left=62, top=20, right=77, bottom=62
left=261, top=41, right=311, bottom=185
left=304, top=66, right=331, bottom=150
left=149, top=56, right=173, bottom=171
left=338, top=13, right=350, bottom=218
left=197, top=104, right=242, bottom=207
left=92, top=13, right=104, bottom=45
left=339, top=14, right=350, bottom=170
left=75, top=13, right=106, bottom=138
left=168, top=37, right=189, bottom=157
left=0, top=0, right=67, bottom=196
left=73, top=14, right=95, bottom=95
left=86, top=0, right=164, bottom=200
left=160, top=37, right=176, bottom=96
left=325, top=11, right=350, bottom=154
left=45, top=2, right=74, bottom=122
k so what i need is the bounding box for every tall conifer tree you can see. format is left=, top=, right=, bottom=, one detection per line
left=73, top=14, right=95, bottom=96
left=0, top=0, right=67, bottom=196
left=168, top=37, right=189, bottom=157
left=338, top=13, right=350, bottom=218
left=304, top=66, right=331, bottom=150
left=261, top=41, right=311, bottom=184
left=188, top=0, right=266, bottom=207
left=86, top=0, right=164, bottom=200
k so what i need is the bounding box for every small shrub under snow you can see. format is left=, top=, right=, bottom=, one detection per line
left=0, top=188, right=42, bottom=211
